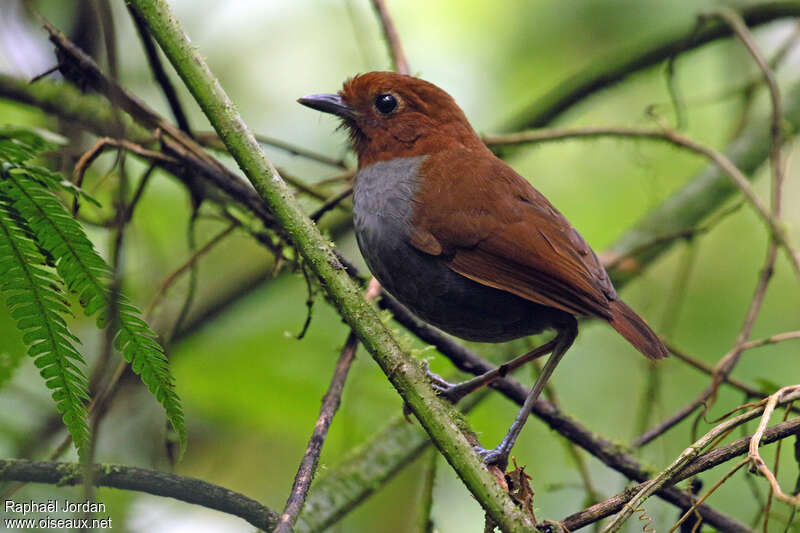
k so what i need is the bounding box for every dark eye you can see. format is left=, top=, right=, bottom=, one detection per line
left=374, top=93, right=398, bottom=114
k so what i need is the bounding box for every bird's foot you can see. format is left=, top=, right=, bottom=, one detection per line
left=474, top=445, right=509, bottom=471
left=423, top=362, right=471, bottom=404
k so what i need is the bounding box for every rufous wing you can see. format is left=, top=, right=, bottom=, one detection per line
left=408, top=149, right=667, bottom=360
left=410, top=149, right=616, bottom=320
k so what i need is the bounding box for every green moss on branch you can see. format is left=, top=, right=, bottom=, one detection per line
left=125, top=0, right=535, bottom=530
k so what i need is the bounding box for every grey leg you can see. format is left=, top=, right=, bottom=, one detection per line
left=428, top=338, right=558, bottom=404
left=475, top=320, right=578, bottom=470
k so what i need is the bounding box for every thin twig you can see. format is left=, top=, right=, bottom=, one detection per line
left=636, top=323, right=799, bottom=448
left=735, top=330, right=800, bottom=352
left=663, top=20, right=691, bottom=130
left=501, top=2, right=800, bottom=130
left=669, top=459, right=750, bottom=533
left=29, top=64, right=60, bottom=84
left=634, top=9, right=794, bottom=449
left=277, top=276, right=382, bottom=533
left=739, top=417, right=768, bottom=528
left=418, top=449, right=438, bottom=533
left=124, top=162, right=157, bottom=222
left=316, top=169, right=356, bottom=186
left=145, top=222, right=238, bottom=318
left=602, top=201, right=742, bottom=272
left=195, top=131, right=348, bottom=169
left=701, top=7, right=786, bottom=410
left=275, top=331, right=359, bottom=533
left=373, top=291, right=755, bottom=532
left=484, top=125, right=800, bottom=280
left=168, top=210, right=200, bottom=342
left=763, top=401, right=794, bottom=532
left=277, top=168, right=336, bottom=202
left=127, top=4, right=192, bottom=135
left=747, top=385, right=800, bottom=507
left=71, top=137, right=177, bottom=216
left=310, top=186, right=353, bottom=222
left=559, top=416, right=800, bottom=531
left=728, top=20, right=800, bottom=138
left=665, top=337, right=800, bottom=414
left=603, top=389, right=800, bottom=532
left=704, top=9, right=783, bottom=204
left=369, top=0, right=410, bottom=75
left=700, top=8, right=786, bottom=411
left=42, top=20, right=276, bottom=226
left=642, top=329, right=800, bottom=447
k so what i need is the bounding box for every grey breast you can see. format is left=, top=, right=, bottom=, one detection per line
left=352, top=156, right=563, bottom=342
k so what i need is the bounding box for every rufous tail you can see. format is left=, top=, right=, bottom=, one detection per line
left=607, top=299, right=668, bottom=360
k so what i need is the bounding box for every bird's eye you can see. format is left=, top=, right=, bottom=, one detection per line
left=374, top=93, right=398, bottom=114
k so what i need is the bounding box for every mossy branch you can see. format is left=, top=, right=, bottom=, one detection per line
left=1, top=15, right=796, bottom=530
left=124, top=0, right=534, bottom=531
left=0, top=75, right=151, bottom=144
left=0, top=459, right=279, bottom=532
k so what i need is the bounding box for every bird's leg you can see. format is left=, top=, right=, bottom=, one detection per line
left=427, top=338, right=558, bottom=404
left=475, top=320, right=578, bottom=470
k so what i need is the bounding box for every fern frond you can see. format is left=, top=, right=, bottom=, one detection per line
left=0, top=194, right=90, bottom=455
left=0, top=126, right=60, bottom=163
left=0, top=168, right=186, bottom=452
left=0, top=126, right=98, bottom=205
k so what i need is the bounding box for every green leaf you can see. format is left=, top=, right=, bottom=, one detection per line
left=0, top=126, right=63, bottom=163
left=0, top=167, right=186, bottom=454
left=0, top=127, right=99, bottom=206
left=0, top=192, right=90, bottom=456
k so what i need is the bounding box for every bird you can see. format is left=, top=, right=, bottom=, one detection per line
left=298, top=72, right=667, bottom=470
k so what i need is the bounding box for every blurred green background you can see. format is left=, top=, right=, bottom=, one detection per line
left=1, top=0, right=799, bottom=531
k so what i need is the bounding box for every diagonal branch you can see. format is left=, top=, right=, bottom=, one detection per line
left=558, top=416, right=800, bottom=531
left=0, top=16, right=791, bottom=528
left=126, top=1, right=535, bottom=531
left=275, top=331, right=359, bottom=533
left=603, top=388, right=800, bottom=532
left=375, top=292, right=754, bottom=533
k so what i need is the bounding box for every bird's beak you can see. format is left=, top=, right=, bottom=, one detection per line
left=297, top=93, right=355, bottom=120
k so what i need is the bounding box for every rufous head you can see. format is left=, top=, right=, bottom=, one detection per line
left=298, top=72, right=488, bottom=167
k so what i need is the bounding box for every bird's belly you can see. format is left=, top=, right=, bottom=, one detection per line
left=353, top=157, right=562, bottom=342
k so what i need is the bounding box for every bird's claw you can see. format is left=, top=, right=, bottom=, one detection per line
left=474, top=445, right=509, bottom=471
left=424, top=364, right=452, bottom=389
left=423, top=363, right=469, bottom=404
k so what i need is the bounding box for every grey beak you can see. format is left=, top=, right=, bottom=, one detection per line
left=297, top=93, right=355, bottom=119
left=297, top=94, right=355, bottom=119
